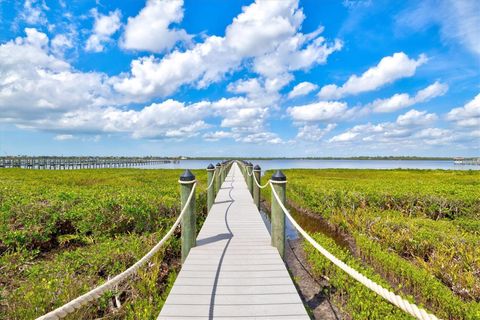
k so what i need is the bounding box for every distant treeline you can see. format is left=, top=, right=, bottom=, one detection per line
left=186, top=156, right=477, bottom=161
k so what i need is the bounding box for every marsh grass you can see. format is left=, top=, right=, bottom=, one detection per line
left=263, top=169, right=480, bottom=319
left=0, top=169, right=207, bottom=319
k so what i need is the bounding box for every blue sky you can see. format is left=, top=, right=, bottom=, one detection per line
left=0, top=0, right=478, bottom=157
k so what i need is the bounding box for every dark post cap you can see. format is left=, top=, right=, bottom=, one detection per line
left=216, top=162, right=221, bottom=167
left=247, top=161, right=253, bottom=166
left=271, top=170, right=286, bottom=181
left=179, top=169, right=196, bottom=181
left=207, top=163, right=214, bottom=169
left=254, top=164, right=261, bottom=171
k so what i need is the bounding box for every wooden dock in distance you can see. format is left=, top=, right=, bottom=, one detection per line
left=158, top=162, right=309, bottom=319
left=0, top=156, right=179, bottom=169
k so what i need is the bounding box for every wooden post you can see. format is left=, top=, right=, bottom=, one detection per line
left=221, top=161, right=226, bottom=183
left=223, top=161, right=228, bottom=181
left=244, top=161, right=248, bottom=181
left=215, top=162, right=222, bottom=195
left=242, top=160, right=247, bottom=181
left=247, top=162, right=253, bottom=196
left=271, top=170, right=286, bottom=259
left=253, top=165, right=261, bottom=209
left=207, top=164, right=215, bottom=212
left=180, top=170, right=196, bottom=263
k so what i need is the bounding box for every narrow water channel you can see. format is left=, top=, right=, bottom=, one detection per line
left=260, top=203, right=350, bottom=250
left=257, top=169, right=350, bottom=250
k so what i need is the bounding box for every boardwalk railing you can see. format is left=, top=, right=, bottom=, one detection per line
left=237, top=160, right=440, bottom=320
left=36, top=159, right=439, bottom=320
left=36, top=161, right=233, bottom=320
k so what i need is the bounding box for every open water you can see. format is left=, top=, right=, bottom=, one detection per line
left=143, top=159, right=478, bottom=170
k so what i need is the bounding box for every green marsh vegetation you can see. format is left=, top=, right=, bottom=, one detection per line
left=263, top=169, right=480, bottom=319
left=0, top=169, right=207, bottom=319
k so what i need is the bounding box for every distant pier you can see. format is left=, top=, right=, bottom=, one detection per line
left=0, top=156, right=179, bottom=169
left=453, top=157, right=480, bottom=167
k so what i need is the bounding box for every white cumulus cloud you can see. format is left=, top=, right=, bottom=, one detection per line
left=288, top=101, right=347, bottom=122
left=114, top=0, right=341, bottom=100
left=446, top=93, right=480, bottom=127
left=20, top=0, right=49, bottom=25
left=121, top=0, right=191, bottom=53
left=318, top=52, right=427, bottom=99
left=368, top=81, right=448, bottom=113
left=296, top=123, right=336, bottom=141
left=203, top=131, right=235, bottom=141
left=329, top=131, right=358, bottom=142
left=85, top=9, right=122, bottom=52
left=396, top=109, right=437, bottom=126
left=288, top=81, right=319, bottom=99
left=329, top=109, right=440, bottom=145
left=22, top=100, right=210, bottom=140
left=0, top=28, right=115, bottom=122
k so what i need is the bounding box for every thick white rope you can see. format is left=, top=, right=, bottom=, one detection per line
left=36, top=182, right=197, bottom=320
left=252, top=170, right=269, bottom=189
left=205, top=170, right=216, bottom=190
left=238, top=161, right=268, bottom=189
left=269, top=181, right=439, bottom=320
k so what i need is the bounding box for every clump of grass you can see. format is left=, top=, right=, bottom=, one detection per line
left=0, top=168, right=207, bottom=319
left=262, top=168, right=480, bottom=319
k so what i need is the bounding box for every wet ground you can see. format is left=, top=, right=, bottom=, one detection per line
left=286, top=238, right=344, bottom=320
left=259, top=201, right=346, bottom=319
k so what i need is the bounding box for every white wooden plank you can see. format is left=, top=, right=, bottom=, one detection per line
left=158, top=316, right=308, bottom=320
left=160, top=303, right=309, bottom=317
left=169, top=284, right=299, bottom=295
left=165, top=293, right=307, bottom=305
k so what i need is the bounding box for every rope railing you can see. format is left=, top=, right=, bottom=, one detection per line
left=205, top=170, right=216, bottom=190
left=252, top=169, right=269, bottom=189
left=269, top=181, right=439, bottom=320
left=36, top=182, right=198, bottom=320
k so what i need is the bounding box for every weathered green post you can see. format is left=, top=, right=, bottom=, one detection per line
left=179, top=169, right=196, bottom=263
left=253, top=165, right=261, bottom=209
left=245, top=161, right=249, bottom=180
left=271, top=170, right=286, bottom=259
left=221, top=161, right=227, bottom=182
left=244, top=161, right=247, bottom=179
left=225, top=160, right=229, bottom=180
left=207, top=164, right=215, bottom=212
left=215, top=162, right=221, bottom=195
left=247, top=162, right=253, bottom=196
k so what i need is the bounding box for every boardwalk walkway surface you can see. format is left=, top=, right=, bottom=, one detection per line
left=158, top=162, right=309, bottom=319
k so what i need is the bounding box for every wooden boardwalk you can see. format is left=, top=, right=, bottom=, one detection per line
left=158, top=162, right=309, bottom=319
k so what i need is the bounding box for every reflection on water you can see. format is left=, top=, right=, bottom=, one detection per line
left=141, top=159, right=479, bottom=170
